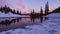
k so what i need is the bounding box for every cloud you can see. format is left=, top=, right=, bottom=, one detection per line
left=0, top=0, right=6, bottom=7
left=20, top=0, right=25, bottom=9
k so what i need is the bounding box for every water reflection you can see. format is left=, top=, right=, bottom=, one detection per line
left=0, top=17, right=48, bottom=32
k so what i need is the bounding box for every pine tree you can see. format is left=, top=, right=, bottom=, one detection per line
left=4, top=5, right=9, bottom=13
left=30, top=9, right=35, bottom=17
left=45, top=1, right=49, bottom=15
left=13, top=9, right=16, bottom=14
left=32, top=9, right=34, bottom=15
left=17, top=10, right=19, bottom=14
left=40, top=7, right=43, bottom=16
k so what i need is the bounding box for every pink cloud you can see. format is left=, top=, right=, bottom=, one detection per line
left=19, top=0, right=25, bottom=9
left=0, top=0, right=26, bottom=10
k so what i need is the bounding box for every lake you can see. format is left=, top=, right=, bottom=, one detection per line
left=0, top=17, right=48, bottom=32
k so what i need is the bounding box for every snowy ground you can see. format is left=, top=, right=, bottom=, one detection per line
left=46, top=13, right=60, bottom=17
left=0, top=12, right=30, bottom=17
left=0, top=13, right=60, bottom=34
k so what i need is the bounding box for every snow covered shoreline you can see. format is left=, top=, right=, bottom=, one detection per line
left=0, top=13, right=60, bottom=34
left=45, top=13, right=60, bottom=17
left=0, top=17, right=60, bottom=34
left=0, top=12, right=30, bottom=17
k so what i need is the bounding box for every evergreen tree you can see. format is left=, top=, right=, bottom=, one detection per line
left=4, top=5, right=9, bottom=13
left=32, top=9, right=35, bottom=15
left=45, top=2, right=49, bottom=15
left=30, top=9, right=35, bottom=17
left=0, top=6, right=3, bottom=12
left=17, top=10, right=19, bottom=14
left=40, top=7, right=43, bottom=16
left=13, top=9, right=16, bottom=14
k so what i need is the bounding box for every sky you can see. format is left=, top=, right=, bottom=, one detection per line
left=0, top=0, right=60, bottom=12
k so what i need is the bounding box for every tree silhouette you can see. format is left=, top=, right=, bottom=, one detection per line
left=0, top=5, right=22, bottom=15
left=12, top=9, right=16, bottom=14
left=0, top=6, right=3, bottom=12
left=40, top=7, right=43, bottom=16
left=30, top=9, right=35, bottom=17
left=0, top=5, right=12, bottom=14
left=45, top=1, right=49, bottom=15
left=3, top=5, right=9, bottom=13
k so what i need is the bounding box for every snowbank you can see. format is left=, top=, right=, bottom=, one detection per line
left=46, top=13, right=60, bottom=17
left=0, top=12, right=30, bottom=17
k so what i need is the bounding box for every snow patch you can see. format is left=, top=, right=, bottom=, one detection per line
left=0, top=12, right=30, bottom=17
left=46, top=13, right=60, bottom=17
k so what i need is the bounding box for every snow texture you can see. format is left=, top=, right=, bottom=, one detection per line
left=0, top=13, right=60, bottom=34
left=0, top=12, right=30, bottom=17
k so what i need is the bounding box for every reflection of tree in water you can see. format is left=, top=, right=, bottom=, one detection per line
left=40, top=17, right=43, bottom=23
left=0, top=18, right=22, bottom=26
left=31, top=17, right=35, bottom=23
left=0, top=17, right=48, bottom=32
left=0, top=17, right=48, bottom=26
left=40, top=17, right=48, bottom=22
left=0, top=20, right=12, bottom=25
left=31, top=17, right=48, bottom=23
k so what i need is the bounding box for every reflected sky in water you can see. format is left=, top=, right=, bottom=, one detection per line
left=0, top=17, right=48, bottom=32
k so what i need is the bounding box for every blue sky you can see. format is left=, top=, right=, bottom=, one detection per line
left=0, top=0, right=60, bottom=12
left=24, top=0, right=60, bottom=11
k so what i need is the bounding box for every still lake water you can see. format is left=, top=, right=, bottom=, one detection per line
left=0, top=17, right=48, bottom=32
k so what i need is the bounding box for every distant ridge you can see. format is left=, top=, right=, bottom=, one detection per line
left=51, top=7, right=60, bottom=13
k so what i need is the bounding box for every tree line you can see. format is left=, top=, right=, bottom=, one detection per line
left=0, top=5, right=21, bottom=15
left=0, top=1, right=59, bottom=17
